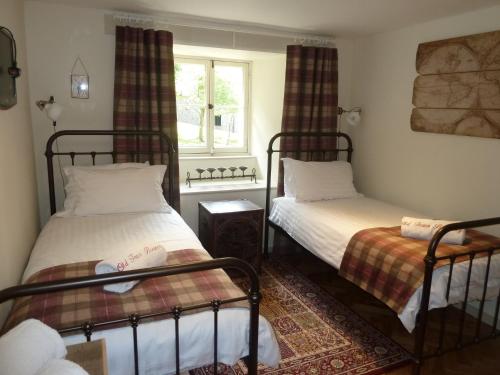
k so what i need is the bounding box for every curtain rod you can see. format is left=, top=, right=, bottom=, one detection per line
left=111, top=12, right=336, bottom=45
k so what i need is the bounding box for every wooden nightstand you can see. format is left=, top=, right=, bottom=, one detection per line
left=198, top=199, right=263, bottom=273
left=66, top=339, right=108, bottom=375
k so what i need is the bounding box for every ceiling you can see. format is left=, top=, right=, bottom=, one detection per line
left=30, top=0, right=500, bottom=37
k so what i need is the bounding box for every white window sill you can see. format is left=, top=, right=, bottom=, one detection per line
left=180, top=180, right=267, bottom=195
left=180, top=154, right=256, bottom=161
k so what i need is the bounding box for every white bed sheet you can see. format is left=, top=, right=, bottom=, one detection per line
left=23, top=211, right=280, bottom=375
left=270, top=196, right=500, bottom=332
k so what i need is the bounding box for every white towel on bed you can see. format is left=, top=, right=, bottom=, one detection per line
left=0, top=319, right=67, bottom=375
left=36, top=359, right=89, bottom=375
left=401, top=217, right=466, bottom=245
left=95, top=244, right=167, bottom=293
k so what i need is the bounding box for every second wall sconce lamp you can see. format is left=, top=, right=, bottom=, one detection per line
left=338, top=107, right=362, bottom=128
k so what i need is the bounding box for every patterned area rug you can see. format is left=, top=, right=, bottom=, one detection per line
left=192, top=259, right=410, bottom=375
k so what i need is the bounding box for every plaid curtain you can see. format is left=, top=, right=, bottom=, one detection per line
left=113, top=26, right=180, bottom=212
left=277, top=45, right=338, bottom=196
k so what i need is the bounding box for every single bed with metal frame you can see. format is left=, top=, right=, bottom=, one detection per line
left=0, top=130, right=262, bottom=375
left=264, top=131, right=500, bottom=375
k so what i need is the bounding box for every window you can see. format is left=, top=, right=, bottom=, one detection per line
left=175, top=57, right=249, bottom=154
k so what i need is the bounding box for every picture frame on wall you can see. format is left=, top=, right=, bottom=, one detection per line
left=71, top=74, right=89, bottom=99
left=411, top=30, right=500, bottom=139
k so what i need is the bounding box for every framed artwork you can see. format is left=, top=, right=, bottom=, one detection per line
left=71, top=74, right=89, bottom=99
left=411, top=30, right=500, bottom=139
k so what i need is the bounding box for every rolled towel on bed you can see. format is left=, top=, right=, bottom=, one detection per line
left=95, top=244, right=167, bottom=293
left=36, top=359, right=89, bottom=375
left=401, top=217, right=466, bottom=245
left=0, top=319, right=67, bottom=375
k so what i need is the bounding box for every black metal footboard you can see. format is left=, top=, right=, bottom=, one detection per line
left=412, top=218, right=500, bottom=374
left=0, top=257, right=260, bottom=375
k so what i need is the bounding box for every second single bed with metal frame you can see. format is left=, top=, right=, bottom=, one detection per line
left=264, top=131, right=500, bottom=374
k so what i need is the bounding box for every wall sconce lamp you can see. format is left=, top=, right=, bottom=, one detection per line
left=338, top=107, right=362, bottom=128
left=36, top=96, right=63, bottom=126
left=36, top=96, right=65, bottom=185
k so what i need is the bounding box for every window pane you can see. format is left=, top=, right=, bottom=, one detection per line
left=213, top=64, right=245, bottom=149
left=175, top=62, right=208, bottom=148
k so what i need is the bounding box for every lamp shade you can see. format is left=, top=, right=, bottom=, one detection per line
left=46, top=102, right=63, bottom=122
left=346, top=111, right=361, bottom=127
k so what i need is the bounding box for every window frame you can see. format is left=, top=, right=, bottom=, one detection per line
left=174, top=56, right=251, bottom=156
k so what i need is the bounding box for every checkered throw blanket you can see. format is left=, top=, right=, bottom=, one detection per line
left=339, top=227, right=500, bottom=314
left=3, top=249, right=246, bottom=333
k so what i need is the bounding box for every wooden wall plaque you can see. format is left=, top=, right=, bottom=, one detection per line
left=411, top=30, right=500, bottom=139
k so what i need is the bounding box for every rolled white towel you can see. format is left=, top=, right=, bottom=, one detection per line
left=95, top=244, right=167, bottom=293
left=401, top=217, right=466, bottom=245
left=0, top=319, right=67, bottom=375
left=36, top=359, right=89, bottom=375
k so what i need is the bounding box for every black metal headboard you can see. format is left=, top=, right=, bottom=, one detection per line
left=45, top=130, right=175, bottom=215
left=264, top=131, right=353, bottom=256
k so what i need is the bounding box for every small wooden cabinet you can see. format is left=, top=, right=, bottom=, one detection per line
left=198, top=199, right=263, bottom=272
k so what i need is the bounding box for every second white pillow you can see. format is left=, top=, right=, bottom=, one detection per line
left=282, top=158, right=360, bottom=202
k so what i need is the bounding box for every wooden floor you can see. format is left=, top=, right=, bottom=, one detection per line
left=274, top=245, right=500, bottom=375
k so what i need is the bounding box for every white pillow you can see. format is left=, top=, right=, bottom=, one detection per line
left=68, top=165, right=171, bottom=216
left=0, top=319, right=67, bottom=375
left=282, top=158, right=359, bottom=202
left=58, top=162, right=150, bottom=217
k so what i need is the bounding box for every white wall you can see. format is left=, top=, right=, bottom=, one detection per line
left=251, top=54, right=286, bottom=182
left=24, top=2, right=284, bottom=226
left=0, top=0, right=39, bottom=324
left=336, top=39, right=354, bottom=134
left=349, top=6, right=500, bottom=234
left=349, top=6, right=500, bottom=322
left=25, top=1, right=115, bottom=224
left=24, top=1, right=354, bottom=231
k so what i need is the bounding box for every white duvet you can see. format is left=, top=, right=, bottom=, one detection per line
left=23, top=211, right=280, bottom=375
left=269, top=196, right=500, bottom=332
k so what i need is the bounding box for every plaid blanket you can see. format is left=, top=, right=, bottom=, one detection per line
left=339, top=227, right=500, bottom=314
left=3, top=249, right=246, bottom=333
